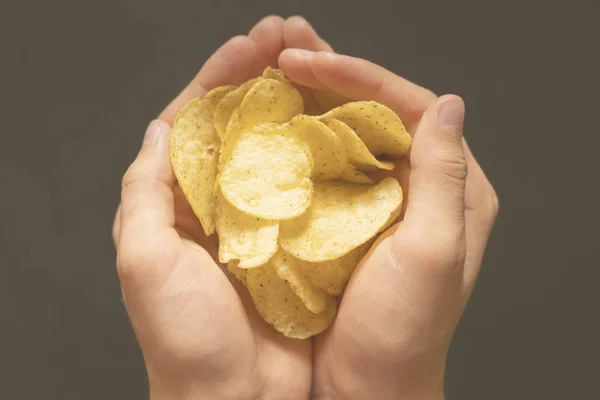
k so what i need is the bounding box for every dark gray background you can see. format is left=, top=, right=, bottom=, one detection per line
left=1, top=0, right=598, bottom=399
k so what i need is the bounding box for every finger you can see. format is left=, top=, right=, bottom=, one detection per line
left=283, top=16, right=333, bottom=52
left=462, top=142, right=499, bottom=288
left=248, top=15, right=285, bottom=76
left=396, top=95, right=467, bottom=254
left=118, top=120, right=183, bottom=280
left=159, top=36, right=257, bottom=124
left=279, top=50, right=436, bottom=131
left=112, top=205, right=121, bottom=247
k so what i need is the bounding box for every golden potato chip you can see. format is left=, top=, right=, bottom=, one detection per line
left=339, top=168, right=374, bottom=184
left=170, top=86, right=235, bottom=236
left=220, top=123, right=314, bottom=220
left=246, top=260, right=336, bottom=339
left=321, top=101, right=412, bottom=157
left=298, top=241, right=373, bottom=296
left=227, top=261, right=248, bottom=287
left=262, top=67, right=288, bottom=82
left=215, top=189, right=279, bottom=268
left=262, top=67, right=322, bottom=116
left=279, top=177, right=403, bottom=262
left=219, top=78, right=304, bottom=169
left=213, top=78, right=260, bottom=140
left=289, top=115, right=348, bottom=181
left=324, top=118, right=394, bottom=172
left=271, top=250, right=334, bottom=313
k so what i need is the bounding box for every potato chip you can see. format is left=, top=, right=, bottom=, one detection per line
left=289, top=115, right=348, bottom=181
left=246, top=260, right=337, bottom=339
left=279, top=177, right=403, bottom=262
left=324, top=118, right=394, bottom=172
left=298, top=241, right=373, bottom=296
left=321, top=101, right=412, bottom=157
left=170, top=86, right=235, bottom=236
left=339, top=168, right=374, bottom=184
left=262, top=67, right=288, bottom=82
left=218, top=78, right=304, bottom=169
left=213, top=78, right=260, bottom=140
left=220, top=123, right=314, bottom=221
left=271, top=250, right=334, bottom=313
left=215, top=189, right=279, bottom=268
left=262, top=67, right=322, bottom=116
left=227, top=261, right=248, bottom=287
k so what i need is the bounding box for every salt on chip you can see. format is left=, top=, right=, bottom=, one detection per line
left=246, top=259, right=337, bottom=339
left=321, top=101, right=412, bottom=157
left=218, top=78, right=304, bottom=169
left=220, top=123, right=314, bottom=221
left=170, top=86, right=235, bottom=236
left=324, top=118, right=394, bottom=172
left=298, top=241, right=373, bottom=296
left=271, top=250, right=334, bottom=314
left=279, top=177, right=403, bottom=262
left=289, top=115, right=348, bottom=181
left=215, top=189, right=279, bottom=268
left=213, top=78, right=260, bottom=140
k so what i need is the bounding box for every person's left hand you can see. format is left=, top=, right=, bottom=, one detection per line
left=112, top=16, right=333, bottom=400
left=279, top=50, right=498, bottom=399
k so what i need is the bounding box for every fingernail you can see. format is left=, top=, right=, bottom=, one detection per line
left=143, top=120, right=162, bottom=145
left=438, top=97, right=465, bottom=135
left=290, top=48, right=314, bottom=60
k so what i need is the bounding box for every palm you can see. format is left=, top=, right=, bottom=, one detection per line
left=167, top=185, right=311, bottom=393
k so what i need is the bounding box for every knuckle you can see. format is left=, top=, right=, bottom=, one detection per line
left=397, top=226, right=465, bottom=273
left=433, top=149, right=468, bottom=182
left=116, top=240, right=156, bottom=281
left=121, top=165, right=139, bottom=191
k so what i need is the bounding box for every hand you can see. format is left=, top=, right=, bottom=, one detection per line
left=279, top=51, right=499, bottom=399
left=112, top=16, right=333, bottom=400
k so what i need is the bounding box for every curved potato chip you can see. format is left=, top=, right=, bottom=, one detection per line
left=321, top=101, right=412, bottom=157
left=262, top=67, right=288, bottom=82
left=227, top=261, right=248, bottom=287
left=279, top=178, right=403, bottom=262
left=219, top=78, right=304, bottom=169
left=220, top=123, right=314, bottom=220
left=262, top=67, right=322, bottom=116
left=170, top=86, right=235, bottom=236
left=289, top=115, right=348, bottom=181
left=246, top=260, right=337, bottom=339
left=215, top=189, right=279, bottom=268
left=339, top=168, right=374, bottom=184
left=271, top=250, right=334, bottom=313
left=324, top=118, right=394, bottom=172
left=298, top=241, right=373, bottom=296
left=213, top=78, right=260, bottom=140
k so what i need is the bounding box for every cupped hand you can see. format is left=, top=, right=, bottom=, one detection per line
left=279, top=50, right=499, bottom=399
left=112, top=16, right=332, bottom=400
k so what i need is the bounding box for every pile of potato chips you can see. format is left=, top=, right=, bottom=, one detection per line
left=170, top=68, right=411, bottom=339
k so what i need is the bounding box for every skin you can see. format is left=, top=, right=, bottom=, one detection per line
left=113, top=15, right=498, bottom=400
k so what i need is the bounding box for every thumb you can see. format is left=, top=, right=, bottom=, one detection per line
left=117, top=120, right=182, bottom=284
left=402, top=95, right=467, bottom=236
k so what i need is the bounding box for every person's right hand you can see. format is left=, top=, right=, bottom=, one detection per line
left=112, top=16, right=333, bottom=400
left=279, top=50, right=499, bottom=399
